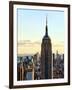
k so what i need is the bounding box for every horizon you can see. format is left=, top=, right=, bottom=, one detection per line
left=17, top=51, right=64, bottom=56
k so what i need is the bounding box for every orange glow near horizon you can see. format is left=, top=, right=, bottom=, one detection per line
left=17, top=40, right=64, bottom=55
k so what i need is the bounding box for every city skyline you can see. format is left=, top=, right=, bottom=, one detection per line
left=17, top=9, right=65, bottom=55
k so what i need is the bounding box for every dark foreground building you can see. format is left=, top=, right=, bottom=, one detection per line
left=40, top=17, right=52, bottom=79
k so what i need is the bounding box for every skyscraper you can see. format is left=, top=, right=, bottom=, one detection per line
left=40, top=17, right=52, bottom=79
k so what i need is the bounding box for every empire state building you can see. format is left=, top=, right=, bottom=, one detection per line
left=40, top=17, right=52, bottom=79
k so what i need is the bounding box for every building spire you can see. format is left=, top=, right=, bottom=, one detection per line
left=45, top=16, right=48, bottom=37
left=46, top=16, right=47, bottom=25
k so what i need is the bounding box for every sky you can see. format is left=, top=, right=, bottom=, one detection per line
left=17, top=8, right=65, bottom=55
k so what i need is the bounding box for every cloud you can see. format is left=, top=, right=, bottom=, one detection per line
left=18, top=40, right=41, bottom=46
left=17, top=40, right=64, bottom=55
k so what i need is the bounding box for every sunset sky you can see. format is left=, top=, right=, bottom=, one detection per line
left=17, top=8, right=65, bottom=55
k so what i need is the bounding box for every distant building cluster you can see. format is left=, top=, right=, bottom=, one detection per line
left=17, top=52, right=64, bottom=80
left=53, top=52, right=64, bottom=78
left=17, top=56, right=34, bottom=80
left=17, top=53, right=41, bottom=80
left=17, top=17, right=64, bottom=80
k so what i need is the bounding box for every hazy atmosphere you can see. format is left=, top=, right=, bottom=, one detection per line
left=17, top=9, right=65, bottom=55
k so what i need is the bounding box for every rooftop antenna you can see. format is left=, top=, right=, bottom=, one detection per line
left=45, top=15, right=48, bottom=36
